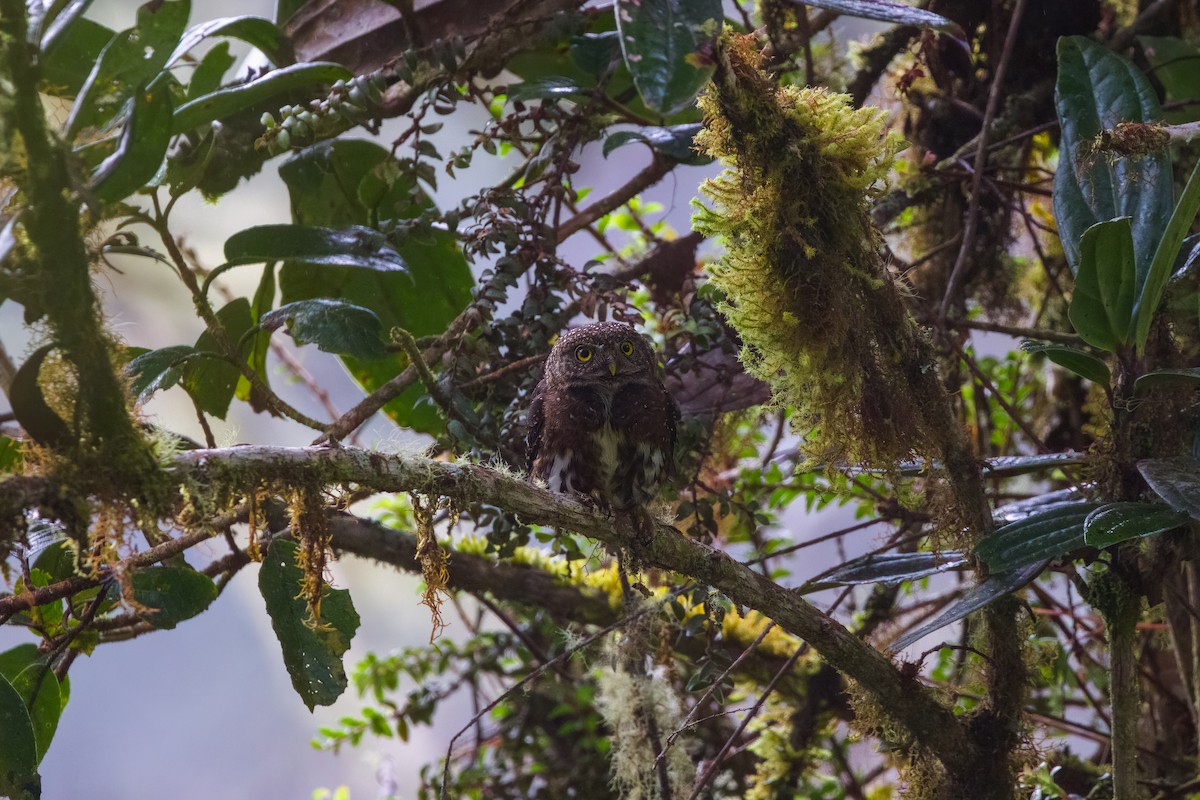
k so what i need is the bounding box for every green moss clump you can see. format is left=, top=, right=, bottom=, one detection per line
left=694, top=35, right=944, bottom=468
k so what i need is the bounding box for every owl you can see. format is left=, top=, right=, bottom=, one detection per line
left=526, top=322, right=678, bottom=513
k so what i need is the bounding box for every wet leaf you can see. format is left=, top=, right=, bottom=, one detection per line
left=224, top=224, right=407, bottom=273
left=1068, top=218, right=1136, bottom=351
left=1054, top=36, right=1172, bottom=282
left=10, top=345, right=72, bottom=449
left=1021, top=341, right=1110, bottom=385
left=90, top=80, right=174, bottom=203
left=182, top=298, right=254, bottom=419
left=803, top=0, right=964, bottom=37
left=260, top=299, right=387, bottom=360
left=126, top=345, right=196, bottom=399
left=1083, top=502, right=1188, bottom=548
left=1135, top=368, right=1200, bottom=392
left=974, top=502, right=1102, bottom=573
left=603, top=123, right=707, bottom=164
left=10, top=666, right=64, bottom=763
left=66, top=0, right=190, bottom=137
left=166, top=15, right=288, bottom=68
left=278, top=140, right=471, bottom=434
left=890, top=561, right=1045, bottom=652
left=0, top=674, right=39, bottom=799
left=131, top=566, right=219, bottom=630
left=1138, top=457, right=1200, bottom=521
left=259, top=540, right=360, bottom=710
left=802, top=551, right=967, bottom=592
left=615, top=0, right=722, bottom=116
left=172, top=61, right=351, bottom=133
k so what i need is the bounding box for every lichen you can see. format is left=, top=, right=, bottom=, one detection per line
left=595, top=647, right=696, bottom=799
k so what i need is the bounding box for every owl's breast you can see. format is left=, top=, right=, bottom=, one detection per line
left=592, top=424, right=623, bottom=498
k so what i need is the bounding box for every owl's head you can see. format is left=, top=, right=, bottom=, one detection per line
left=548, top=322, right=657, bottom=380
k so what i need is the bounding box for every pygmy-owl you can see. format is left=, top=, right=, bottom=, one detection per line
left=526, top=322, right=678, bottom=511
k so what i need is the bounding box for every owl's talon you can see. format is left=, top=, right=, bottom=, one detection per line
left=575, top=490, right=611, bottom=515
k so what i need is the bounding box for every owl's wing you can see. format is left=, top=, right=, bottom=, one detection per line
left=525, top=381, right=546, bottom=476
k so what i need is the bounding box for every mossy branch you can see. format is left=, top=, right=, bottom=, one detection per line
left=1095, top=566, right=1145, bottom=800
left=0, top=0, right=156, bottom=479
left=0, top=443, right=978, bottom=775
left=693, top=35, right=991, bottom=534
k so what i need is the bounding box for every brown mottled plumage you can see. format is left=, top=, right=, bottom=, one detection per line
left=526, top=322, right=677, bottom=510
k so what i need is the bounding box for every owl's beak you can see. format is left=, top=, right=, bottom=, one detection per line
left=607, top=361, right=617, bottom=376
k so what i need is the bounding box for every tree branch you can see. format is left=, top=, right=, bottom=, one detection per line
left=35, top=443, right=978, bottom=774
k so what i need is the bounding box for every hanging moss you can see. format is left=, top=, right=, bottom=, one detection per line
left=694, top=35, right=957, bottom=469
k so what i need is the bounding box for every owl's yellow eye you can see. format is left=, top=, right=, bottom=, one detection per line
left=575, top=346, right=593, bottom=363
left=619, top=341, right=634, bottom=356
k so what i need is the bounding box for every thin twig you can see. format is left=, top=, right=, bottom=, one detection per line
left=556, top=158, right=672, bottom=242
left=657, top=622, right=776, bottom=763
left=938, top=0, right=1031, bottom=320
left=951, top=339, right=1050, bottom=454
left=685, top=643, right=808, bottom=800
left=945, top=318, right=1083, bottom=345
left=439, top=596, right=675, bottom=799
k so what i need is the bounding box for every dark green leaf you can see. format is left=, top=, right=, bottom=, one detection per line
left=126, top=344, right=196, bottom=399
left=802, top=551, right=967, bottom=592
left=1053, top=36, right=1172, bottom=282
left=183, top=298, right=253, bottom=419
left=31, top=541, right=77, bottom=583
left=66, top=0, right=190, bottom=137
left=0, top=646, right=43, bottom=682
left=891, top=452, right=1090, bottom=479
left=1134, top=158, right=1200, bottom=350
left=802, top=0, right=964, bottom=37
left=1139, top=36, right=1200, bottom=124
left=90, top=81, right=174, bottom=203
left=260, top=299, right=387, bottom=360
left=11, top=665, right=64, bottom=763
left=1068, top=218, right=1136, bottom=351
left=1083, top=502, right=1188, bottom=548
left=1135, top=368, right=1200, bottom=392
left=172, top=61, right=351, bottom=133
left=10, top=344, right=72, bottom=448
left=603, top=123, right=706, bottom=163
left=1021, top=341, right=1110, bottom=385
left=41, top=9, right=110, bottom=96
left=570, top=31, right=621, bottom=76
left=278, top=140, right=472, bottom=434
left=615, top=0, right=722, bottom=116
left=166, top=126, right=217, bottom=196
left=974, top=502, right=1103, bottom=573
left=506, top=76, right=587, bottom=102
left=995, top=490, right=1087, bottom=524
left=40, top=0, right=96, bottom=56
left=166, top=15, right=288, bottom=68
left=236, top=265, right=276, bottom=409
left=1138, top=457, right=1200, bottom=521
left=259, top=539, right=360, bottom=710
left=890, top=560, right=1045, bottom=652
left=0, top=674, right=39, bottom=799
left=1172, top=233, right=1200, bottom=284
left=131, top=566, right=218, bottom=629
left=187, top=41, right=235, bottom=101
left=223, top=224, right=407, bottom=272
